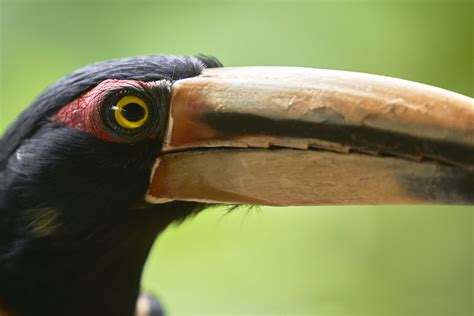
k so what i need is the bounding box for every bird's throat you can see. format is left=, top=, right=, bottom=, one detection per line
left=0, top=203, right=204, bottom=316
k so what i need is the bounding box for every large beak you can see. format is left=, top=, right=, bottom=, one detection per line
left=146, top=67, right=473, bottom=206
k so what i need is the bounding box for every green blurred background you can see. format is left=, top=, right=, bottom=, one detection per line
left=0, top=0, right=472, bottom=315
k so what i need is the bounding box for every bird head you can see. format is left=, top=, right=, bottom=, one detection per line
left=0, top=55, right=472, bottom=316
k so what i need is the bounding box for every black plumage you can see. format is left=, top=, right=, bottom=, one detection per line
left=0, top=55, right=221, bottom=316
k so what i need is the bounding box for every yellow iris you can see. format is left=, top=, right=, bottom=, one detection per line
left=114, top=95, right=149, bottom=129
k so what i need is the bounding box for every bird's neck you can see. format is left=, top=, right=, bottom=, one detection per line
left=0, top=208, right=175, bottom=316
left=1, top=187, right=204, bottom=316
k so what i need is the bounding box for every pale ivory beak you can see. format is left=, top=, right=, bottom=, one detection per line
left=146, top=67, right=473, bottom=206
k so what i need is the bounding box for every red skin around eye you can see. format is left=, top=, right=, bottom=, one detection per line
left=54, top=79, right=157, bottom=142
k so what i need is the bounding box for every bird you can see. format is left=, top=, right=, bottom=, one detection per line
left=0, top=55, right=472, bottom=316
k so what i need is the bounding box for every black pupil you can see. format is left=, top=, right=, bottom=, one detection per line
left=121, top=103, right=145, bottom=122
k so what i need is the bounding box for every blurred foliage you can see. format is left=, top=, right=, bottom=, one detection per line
left=0, top=0, right=472, bottom=315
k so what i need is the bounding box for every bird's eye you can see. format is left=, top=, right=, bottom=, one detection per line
left=113, top=95, right=149, bottom=129
left=100, top=86, right=162, bottom=141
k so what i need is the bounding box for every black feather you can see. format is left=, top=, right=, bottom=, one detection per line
left=0, top=55, right=221, bottom=316
left=0, top=55, right=220, bottom=169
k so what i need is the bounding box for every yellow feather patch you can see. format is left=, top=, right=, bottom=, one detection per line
left=23, top=208, right=61, bottom=237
